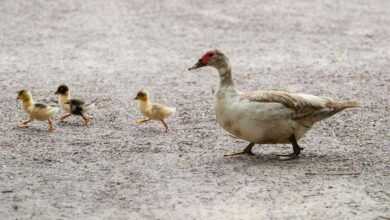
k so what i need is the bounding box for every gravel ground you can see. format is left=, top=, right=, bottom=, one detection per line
left=0, top=0, right=389, bottom=219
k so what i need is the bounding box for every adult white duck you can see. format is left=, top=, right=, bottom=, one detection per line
left=188, top=49, right=359, bottom=159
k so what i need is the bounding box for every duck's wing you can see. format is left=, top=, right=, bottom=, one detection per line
left=241, top=90, right=358, bottom=122
left=241, top=90, right=330, bottom=111
left=240, top=90, right=335, bottom=120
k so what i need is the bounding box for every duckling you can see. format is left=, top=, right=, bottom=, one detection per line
left=189, top=49, right=359, bottom=159
left=54, top=84, right=94, bottom=126
left=16, top=90, right=59, bottom=132
left=134, top=89, right=176, bottom=132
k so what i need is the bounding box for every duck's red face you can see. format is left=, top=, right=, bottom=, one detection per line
left=200, top=51, right=216, bottom=65
left=188, top=50, right=218, bottom=70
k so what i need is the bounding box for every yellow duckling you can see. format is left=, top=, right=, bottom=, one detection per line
left=134, top=89, right=176, bottom=132
left=17, top=90, right=59, bottom=132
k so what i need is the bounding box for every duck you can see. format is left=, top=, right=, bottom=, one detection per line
left=16, top=90, right=59, bottom=132
left=188, top=49, right=359, bottom=159
left=134, top=89, right=176, bottom=132
left=54, top=84, right=94, bottom=126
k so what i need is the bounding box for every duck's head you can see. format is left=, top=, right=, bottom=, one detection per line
left=134, top=89, right=148, bottom=101
left=188, top=49, right=229, bottom=71
left=55, top=84, right=69, bottom=96
left=17, top=90, right=32, bottom=102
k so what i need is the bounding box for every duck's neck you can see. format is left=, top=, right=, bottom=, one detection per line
left=217, top=63, right=238, bottom=98
left=219, top=65, right=234, bottom=87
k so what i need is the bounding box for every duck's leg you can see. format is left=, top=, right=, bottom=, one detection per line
left=48, top=118, right=54, bottom=132
left=277, top=135, right=303, bottom=160
left=60, top=113, right=71, bottom=122
left=160, top=120, right=169, bottom=132
left=18, top=118, right=33, bottom=128
left=224, top=143, right=255, bottom=157
left=136, top=118, right=150, bottom=124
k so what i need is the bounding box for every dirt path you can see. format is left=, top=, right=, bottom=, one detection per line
left=0, top=0, right=389, bottom=219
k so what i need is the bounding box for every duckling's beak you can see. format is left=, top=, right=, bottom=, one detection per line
left=54, top=91, right=59, bottom=95
left=134, top=96, right=139, bottom=100
left=188, top=59, right=206, bottom=71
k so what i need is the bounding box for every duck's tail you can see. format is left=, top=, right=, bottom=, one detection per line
left=327, top=100, right=360, bottom=113
left=298, top=100, right=359, bottom=124
left=318, top=100, right=360, bottom=120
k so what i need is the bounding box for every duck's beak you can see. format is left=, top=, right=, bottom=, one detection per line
left=134, top=96, right=139, bottom=100
left=188, top=59, right=206, bottom=71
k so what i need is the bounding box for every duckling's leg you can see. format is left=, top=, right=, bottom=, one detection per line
left=224, top=143, right=255, bottom=157
left=18, top=118, right=33, bottom=128
left=160, top=120, right=169, bottom=132
left=48, top=118, right=54, bottom=132
left=136, top=118, right=150, bottom=124
left=277, top=135, right=303, bottom=160
left=60, top=113, right=71, bottom=122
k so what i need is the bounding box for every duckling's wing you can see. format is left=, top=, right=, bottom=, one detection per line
left=34, top=103, right=48, bottom=109
left=151, top=103, right=175, bottom=118
left=32, top=103, right=59, bottom=119
left=68, top=99, right=85, bottom=106
left=68, top=99, right=85, bottom=115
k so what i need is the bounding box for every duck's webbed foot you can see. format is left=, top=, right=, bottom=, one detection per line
left=277, top=135, right=303, bottom=160
left=224, top=143, right=255, bottom=157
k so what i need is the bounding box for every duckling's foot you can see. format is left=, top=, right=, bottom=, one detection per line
left=224, top=143, right=255, bottom=157
left=136, top=118, right=150, bottom=125
left=18, top=124, right=29, bottom=128
left=18, top=119, right=33, bottom=128
left=82, top=114, right=90, bottom=127
left=277, top=135, right=303, bottom=160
